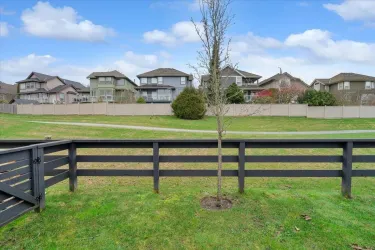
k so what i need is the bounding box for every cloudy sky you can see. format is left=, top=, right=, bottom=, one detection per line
left=0, top=0, right=375, bottom=86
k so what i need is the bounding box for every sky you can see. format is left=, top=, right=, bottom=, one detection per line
left=0, top=0, right=375, bottom=86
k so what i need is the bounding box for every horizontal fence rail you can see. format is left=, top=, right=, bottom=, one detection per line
left=1, top=139, right=375, bottom=227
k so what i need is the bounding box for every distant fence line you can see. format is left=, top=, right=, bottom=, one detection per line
left=1, top=103, right=375, bottom=118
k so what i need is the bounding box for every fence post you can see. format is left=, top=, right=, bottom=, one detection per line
left=69, top=142, right=77, bottom=192
left=35, top=147, right=45, bottom=212
left=342, top=141, right=353, bottom=198
left=238, top=142, right=245, bottom=193
left=324, top=105, right=326, bottom=118
left=153, top=142, right=160, bottom=193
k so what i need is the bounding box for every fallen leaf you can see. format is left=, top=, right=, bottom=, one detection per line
left=294, top=226, right=300, bottom=232
left=351, top=244, right=373, bottom=250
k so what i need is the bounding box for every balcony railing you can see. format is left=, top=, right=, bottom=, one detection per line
left=141, top=95, right=172, bottom=102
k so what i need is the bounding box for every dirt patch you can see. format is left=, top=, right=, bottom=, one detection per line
left=200, top=196, right=233, bottom=210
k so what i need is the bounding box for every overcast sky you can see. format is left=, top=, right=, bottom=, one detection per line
left=1, top=0, right=375, bottom=86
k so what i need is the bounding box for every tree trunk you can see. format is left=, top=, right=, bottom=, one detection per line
left=216, top=114, right=223, bottom=203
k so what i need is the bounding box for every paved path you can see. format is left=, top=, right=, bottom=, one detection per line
left=29, top=121, right=375, bottom=135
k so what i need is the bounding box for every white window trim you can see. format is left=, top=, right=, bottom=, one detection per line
left=99, top=77, right=106, bottom=82
left=344, top=81, right=350, bottom=90
left=141, top=78, right=147, bottom=84
left=158, top=77, right=163, bottom=84
left=365, top=81, right=372, bottom=89
left=20, top=84, right=25, bottom=90
left=338, top=82, right=343, bottom=90
left=151, top=77, right=157, bottom=84
left=236, top=76, right=242, bottom=86
left=181, top=77, right=186, bottom=85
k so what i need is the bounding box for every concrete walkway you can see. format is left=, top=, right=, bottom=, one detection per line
left=29, top=121, right=375, bottom=135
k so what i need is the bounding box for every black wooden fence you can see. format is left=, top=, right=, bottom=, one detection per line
left=1, top=139, right=375, bottom=227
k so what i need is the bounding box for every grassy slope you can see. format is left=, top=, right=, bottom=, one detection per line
left=1, top=114, right=375, bottom=249
left=3, top=113, right=375, bottom=132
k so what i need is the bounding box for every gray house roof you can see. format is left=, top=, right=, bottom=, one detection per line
left=201, top=66, right=261, bottom=82
left=137, top=68, right=192, bottom=79
left=258, top=72, right=308, bottom=87
left=18, top=72, right=87, bottom=90
left=48, top=85, right=72, bottom=93
left=327, top=73, right=375, bottom=85
left=87, top=70, right=137, bottom=86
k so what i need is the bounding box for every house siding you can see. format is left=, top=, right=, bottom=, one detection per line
left=329, top=81, right=375, bottom=104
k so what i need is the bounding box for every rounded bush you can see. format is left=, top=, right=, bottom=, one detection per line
left=171, top=87, right=206, bottom=120
left=136, top=97, right=146, bottom=103
left=297, top=89, right=337, bottom=106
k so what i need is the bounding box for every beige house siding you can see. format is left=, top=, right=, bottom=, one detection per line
left=261, top=79, right=308, bottom=90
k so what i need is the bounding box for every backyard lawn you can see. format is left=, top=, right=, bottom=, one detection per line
left=1, top=114, right=375, bottom=249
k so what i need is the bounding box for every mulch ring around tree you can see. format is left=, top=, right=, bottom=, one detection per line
left=200, top=196, right=233, bottom=210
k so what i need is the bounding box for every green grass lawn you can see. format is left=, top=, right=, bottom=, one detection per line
left=1, top=114, right=375, bottom=249
left=3, top=113, right=375, bottom=132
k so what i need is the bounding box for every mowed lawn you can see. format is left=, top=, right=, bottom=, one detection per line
left=1, top=114, right=375, bottom=249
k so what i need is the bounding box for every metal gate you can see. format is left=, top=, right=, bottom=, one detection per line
left=0, top=145, right=43, bottom=226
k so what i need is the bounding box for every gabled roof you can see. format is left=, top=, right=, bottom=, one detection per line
left=327, top=73, right=375, bottom=85
left=258, top=72, right=308, bottom=87
left=18, top=72, right=86, bottom=90
left=137, top=68, right=191, bottom=78
left=48, top=85, right=73, bottom=93
left=201, top=66, right=261, bottom=82
left=310, top=78, right=330, bottom=87
left=87, top=70, right=137, bottom=86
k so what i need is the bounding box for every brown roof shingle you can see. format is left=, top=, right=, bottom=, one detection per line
left=327, top=73, right=375, bottom=85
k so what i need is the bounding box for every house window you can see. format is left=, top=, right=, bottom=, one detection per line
left=236, top=76, right=242, bottom=86
left=338, top=82, right=344, bottom=90
left=365, top=81, right=372, bottom=89
left=344, top=81, right=350, bottom=90
left=99, top=77, right=106, bottom=82
left=59, top=93, right=65, bottom=102
left=181, top=77, right=186, bottom=85
left=158, top=77, right=163, bottom=84
left=117, top=79, right=125, bottom=86
left=106, top=77, right=112, bottom=82
left=141, top=78, right=147, bottom=84
left=20, top=84, right=25, bottom=90
left=151, top=78, right=157, bottom=84
left=325, top=86, right=329, bottom=91
left=35, top=83, right=40, bottom=89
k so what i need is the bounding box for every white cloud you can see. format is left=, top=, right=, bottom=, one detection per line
left=0, top=22, right=9, bottom=37
left=21, top=1, right=115, bottom=42
left=324, top=0, right=375, bottom=26
left=231, top=32, right=283, bottom=55
left=285, top=29, right=375, bottom=62
left=143, top=21, right=202, bottom=46
left=297, top=1, right=310, bottom=7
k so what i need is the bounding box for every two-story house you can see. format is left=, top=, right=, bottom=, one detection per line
left=311, top=73, right=375, bottom=105
left=201, top=65, right=262, bottom=102
left=87, top=70, right=137, bottom=103
left=16, top=72, right=89, bottom=104
left=0, top=81, right=17, bottom=103
left=136, top=68, right=193, bottom=103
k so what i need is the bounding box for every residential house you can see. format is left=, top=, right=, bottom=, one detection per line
left=16, top=72, right=89, bottom=104
left=258, top=72, right=309, bottom=90
left=201, top=65, right=263, bottom=102
left=136, top=68, right=193, bottom=103
left=87, top=70, right=137, bottom=103
left=0, top=81, right=17, bottom=103
left=311, top=73, right=375, bottom=105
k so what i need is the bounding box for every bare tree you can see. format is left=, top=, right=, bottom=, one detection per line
left=190, top=0, right=234, bottom=206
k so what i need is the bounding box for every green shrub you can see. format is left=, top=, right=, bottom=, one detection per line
left=136, top=97, right=146, bottom=103
left=171, top=87, right=206, bottom=120
left=297, top=89, right=336, bottom=106
left=226, top=83, right=244, bottom=104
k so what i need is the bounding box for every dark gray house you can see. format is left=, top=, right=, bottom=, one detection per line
left=311, top=73, right=375, bottom=105
left=201, top=65, right=262, bottom=102
left=136, top=68, right=193, bottom=103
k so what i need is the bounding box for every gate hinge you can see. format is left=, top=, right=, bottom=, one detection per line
left=35, top=194, right=43, bottom=202
left=33, top=157, right=41, bottom=164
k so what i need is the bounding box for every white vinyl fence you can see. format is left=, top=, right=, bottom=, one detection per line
left=8, top=103, right=375, bottom=118
left=0, top=104, right=17, bottom=114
